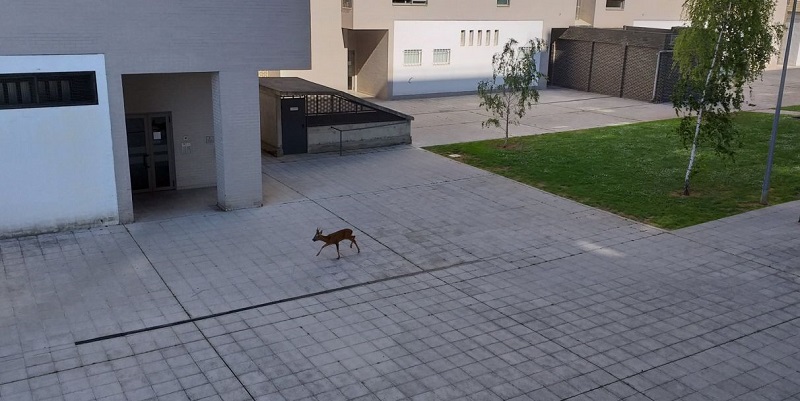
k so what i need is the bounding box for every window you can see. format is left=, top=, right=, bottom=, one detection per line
left=461, top=30, right=466, bottom=46
left=485, top=30, right=491, bottom=46
left=477, top=30, right=483, bottom=46
left=403, top=49, right=422, bottom=66
left=0, top=72, right=97, bottom=110
left=606, top=0, right=624, bottom=9
left=433, top=49, right=451, bottom=65
left=342, top=0, right=352, bottom=8
left=494, top=30, right=500, bottom=45
left=392, top=0, right=427, bottom=4
left=469, top=30, right=474, bottom=46
left=497, top=0, right=510, bottom=5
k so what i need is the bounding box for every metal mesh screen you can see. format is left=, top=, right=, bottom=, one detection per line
left=622, top=46, right=659, bottom=101
left=550, top=26, right=679, bottom=103
left=654, top=52, right=680, bottom=103
left=589, top=42, right=624, bottom=96
left=551, top=40, right=592, bottom=91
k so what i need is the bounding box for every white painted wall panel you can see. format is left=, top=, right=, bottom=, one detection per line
left=392, top=20, right=544, bottom=97
left=632, top=20, right=688, bottom=29
left=0, top=55, right=118, bottom=236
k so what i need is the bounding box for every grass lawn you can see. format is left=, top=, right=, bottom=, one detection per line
left=783, top=105, right=800, bottom=112
left=426, top=112, right=800, bottom=229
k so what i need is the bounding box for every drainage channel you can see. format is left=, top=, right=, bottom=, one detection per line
left=75, top=258, right=485, bottom=346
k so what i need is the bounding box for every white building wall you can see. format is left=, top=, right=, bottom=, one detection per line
left=392, top=20, right=544, bottom=97
left=632, top=20, right=688, bottom=29
left=0, top=55, right=118, bottom=237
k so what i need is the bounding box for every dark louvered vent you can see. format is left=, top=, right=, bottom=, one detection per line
left=0, top=72, right=98, bottom=109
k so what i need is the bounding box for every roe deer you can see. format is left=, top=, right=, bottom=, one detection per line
left=313, top=228, right=360, bottom=259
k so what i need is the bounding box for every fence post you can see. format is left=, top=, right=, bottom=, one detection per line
left=619, top=44, right=629, bottom=97
left=586, top=41, right=596, bottom=92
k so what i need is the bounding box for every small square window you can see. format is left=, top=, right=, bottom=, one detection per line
left=403, top=49, right=422, bottom=66
left=342, top=0, right=352, bottom=8
left=497, top=0, right=510, bottom=5
left=433, top=49, right=451, bottom=65
left=606, top=0, right=624, bottom=9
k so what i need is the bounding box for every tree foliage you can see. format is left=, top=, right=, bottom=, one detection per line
left=478, top=38, right=546, bottom=146
left=672, top=0, right=783, bottom=195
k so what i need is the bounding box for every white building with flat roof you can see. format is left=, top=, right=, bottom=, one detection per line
left=0, top=1, right=311, bottom=238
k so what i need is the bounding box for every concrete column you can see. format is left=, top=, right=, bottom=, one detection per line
left=107, top=72, right=135, bottom=223
left=211, top=70, right=264, bottom=211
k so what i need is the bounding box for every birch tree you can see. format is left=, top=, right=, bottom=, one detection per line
left=672, top=0, right=783, bottom=195
left=478, top=38, right=546, bottom=147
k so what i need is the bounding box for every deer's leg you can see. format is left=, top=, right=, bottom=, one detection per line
left=316, top=243, right=330, bottom=256
left=335, top=243, right=341, bottom=259
left=350, top=238, right=360, bottom=253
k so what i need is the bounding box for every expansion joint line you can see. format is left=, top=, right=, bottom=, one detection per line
left=119, top=226, right=258, bottom=400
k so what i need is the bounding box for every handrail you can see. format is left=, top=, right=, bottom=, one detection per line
left=329, top=122, right=408, bottom=156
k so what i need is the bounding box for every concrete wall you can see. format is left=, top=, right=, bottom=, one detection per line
left=122, top=73, right=216, bottom=190
left=281, top=0, right=348, bottom=90
left=0, top=55, right=118, bottom=238
left=259, top=89, right=281, bottom=155
left=308, top=121, right=411, bottom=153
left=392, top=20, right=544, bottom=97
left=281, top=0, right=574, bottom=97
left=352, top=30, right=391, bottom=98
left=576, top=0, right=597, bottom=24
left=592, top=0, right=684, bottom=28
left=0, top=0, right=310, bottom=228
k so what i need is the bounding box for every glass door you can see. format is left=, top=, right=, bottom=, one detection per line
left=126, top=117, right=150, bottom=192
left=126, top=113, right=175, bottom=192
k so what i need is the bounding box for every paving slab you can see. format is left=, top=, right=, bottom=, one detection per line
left=1, top=143, right=799, bottom=400
left=373, top=68, right=800, bottom=148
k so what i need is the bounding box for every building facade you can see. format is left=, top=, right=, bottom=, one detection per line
left=0, top=1, right=311, bottom=237
left=278, top=0, right=577, bottom=99
left=279, top=0, right=797, bottom=99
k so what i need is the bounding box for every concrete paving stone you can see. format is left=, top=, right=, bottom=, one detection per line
left=4, top=99, right=800, bottom=401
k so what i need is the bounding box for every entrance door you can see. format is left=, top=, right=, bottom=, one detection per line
left=281, top=98, right=307, bottom=155
left=126, top=113, right=175, bottom=192
left=347, top=49, right=356, bottom=90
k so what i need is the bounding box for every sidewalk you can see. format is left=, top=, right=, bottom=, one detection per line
left=1, top=146, right=798, bottom=401
left=372, top=68, right=800, bottom=148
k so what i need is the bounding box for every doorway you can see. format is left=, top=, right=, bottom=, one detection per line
left=347, top=49, right=356, bottom=90
left=281, top=98, right=307, bottom=155
left=126, top=113, right=175, bottom=192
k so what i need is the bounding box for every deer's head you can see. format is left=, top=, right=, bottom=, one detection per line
left=312, top=228, right=323, bottom=242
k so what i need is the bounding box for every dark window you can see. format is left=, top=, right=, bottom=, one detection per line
left=497, top=0, right=510, bottom=5
left=0, top=72, right=98, bottom=110
left=392, top=0, right=427, bottom=4
left=606, top=0, right=624, bottom=8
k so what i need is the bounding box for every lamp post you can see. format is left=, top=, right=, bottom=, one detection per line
left=761, top=0, right=798, bottom=205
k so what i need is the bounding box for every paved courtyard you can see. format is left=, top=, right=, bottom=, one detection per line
left=2, top=144, right=799, bottom=401
left=373, top=68, right=800, bottom=147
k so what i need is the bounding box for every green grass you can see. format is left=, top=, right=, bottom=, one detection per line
left=426, top=112, right=800, bottom=229
left=782, top=105, right=800, bottom=112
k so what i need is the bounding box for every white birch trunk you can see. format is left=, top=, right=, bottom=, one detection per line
left=683, top=20, right=727, bottom=196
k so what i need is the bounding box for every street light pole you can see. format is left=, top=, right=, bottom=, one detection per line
left=761, top=0, right=798, bottom=205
